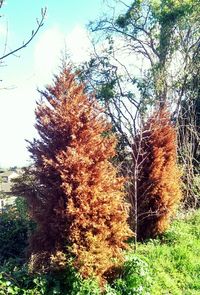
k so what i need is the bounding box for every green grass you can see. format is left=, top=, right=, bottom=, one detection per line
left=136, top=209, right=200, bottom=294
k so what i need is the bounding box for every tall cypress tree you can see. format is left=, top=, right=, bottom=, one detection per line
left=28, top=68, right=132, bottom=281
left=132, top=108, right=182, bottom=240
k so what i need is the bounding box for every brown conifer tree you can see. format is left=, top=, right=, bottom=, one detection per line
left=132, top=108, right=182, bottom=240
left=28, top=68, right=132, bottom=281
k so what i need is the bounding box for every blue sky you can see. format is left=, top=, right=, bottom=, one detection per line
left=0, top=0, right=104, bottom=167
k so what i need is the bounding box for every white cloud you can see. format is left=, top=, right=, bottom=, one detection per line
left=65, top=25, right=92, bottom=64
left=34, top=26, right=65, bottom=86
left=33, top=25, right=92, bottom=86
left=0, top=86, right=37, bottom=168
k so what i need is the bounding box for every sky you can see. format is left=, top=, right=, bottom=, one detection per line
left=0, top=0, right=104, bottom=168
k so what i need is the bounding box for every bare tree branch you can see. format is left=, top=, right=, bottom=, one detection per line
left=0, top=7, right=47, bottom=61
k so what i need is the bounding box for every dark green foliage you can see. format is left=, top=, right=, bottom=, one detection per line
left=0, top=198, right=35, bottom=265
left=0, top=219, right=26, bottom=263
left=0, top=261, right=101, bottom=295
left=0, top=212, right=28, bottom=264
left=15, top=197, right=30, bottom=221
left=97, top=81, right=116, bottom=101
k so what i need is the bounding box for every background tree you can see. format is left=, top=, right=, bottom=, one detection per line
left=177, top=46, right=200, bottom=207
left=79, top=0, right=199, bottom=205
left=26, top=68, right=132, bottom=283
left=83, top=0, right=199, bottom=129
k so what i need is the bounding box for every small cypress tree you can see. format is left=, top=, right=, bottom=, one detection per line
left=28, top=68, right=132, bottom=281
left=132, top=108, right=182, bottom=240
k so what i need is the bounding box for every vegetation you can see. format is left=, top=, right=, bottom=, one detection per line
left=2, top=66, right=198, bottom=292
left=84, top=0, right=200, bottom=130
left=0, top=197, right=34, bottom=265
left=24, top=68, right=132, bottom=282
left=0, top=0, right=199, bottom=294
left=131, top=108, right=182, bottom=240
left=137, top=210, right=200, bottom=294
left=0, top=208, right=199, bottom=294
left=81, top=0, right=200, bottom=207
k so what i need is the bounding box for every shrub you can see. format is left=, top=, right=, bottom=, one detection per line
left=0, top=262, right=101, bottom=295
left=0, top=199, right=33, bottom=265
left=112, top=254, right=151, bottom=295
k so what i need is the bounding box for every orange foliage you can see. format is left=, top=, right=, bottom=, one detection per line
left=132, top=108, right=182, bottom=240
left=28, top=68, right=132, bottom=281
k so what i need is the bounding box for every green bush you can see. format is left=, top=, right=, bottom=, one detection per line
left=0, top=212, right=28, bottom=264
left=112, top=255, right=151, bottom=295
left=0, top=262, right=101, bottom=295
left=0, top=197, right=34, bottom=265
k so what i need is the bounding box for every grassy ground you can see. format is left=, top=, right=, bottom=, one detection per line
left=136, top=209, right=200, bottom=294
